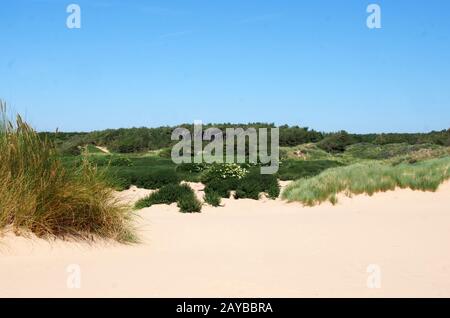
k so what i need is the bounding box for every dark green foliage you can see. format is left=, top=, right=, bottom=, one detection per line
left=204, top=178, right=239, bottom=198
left=115, top=168, right=180, bottom=190
left=264, top=175, right=281, bottom=199
left=45, top=124, right=449, bottom=156
left=139, top=184, right=191, bottom=206
left=317, top=131, right=355, bottom=153
left=267, top=182, right=280, bottom=199
left=61, top=154, right=203, bottom=190
left=278, top=125, right=323, bottom=146
left=135, top=183, right=201, bottom=213
left=234, top=179, right=261, bottom=200
left=204, top=191, right=222, bottom=206
left=202, top=168, right=279, bottom=200
left=177, top=195, right=202, bottom=213
left=176, top=163, right=208, bottom=173
left=234, top=172, right=280, bottom=199
left=109, top=156, right=133, bottom=167
left=112, top=176, right=132, bottom=191
left=277, top=160, right=343, bottom=180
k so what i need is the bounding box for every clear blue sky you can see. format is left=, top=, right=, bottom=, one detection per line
left=1, top=0, right=449, bottom=133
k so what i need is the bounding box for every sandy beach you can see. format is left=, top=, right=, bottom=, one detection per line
left=1, top=182, right=450, bottom=298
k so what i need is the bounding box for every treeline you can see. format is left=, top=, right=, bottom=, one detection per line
left=39, top=124, right=450, bottom=155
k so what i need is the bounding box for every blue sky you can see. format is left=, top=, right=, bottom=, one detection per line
left=1, top=0, right=449, bottom=132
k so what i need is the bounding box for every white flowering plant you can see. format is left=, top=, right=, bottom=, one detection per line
left=201, top=163, right=249, bottom=183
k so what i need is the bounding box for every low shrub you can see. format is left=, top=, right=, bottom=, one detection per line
left=111, top=176, right=133, bottom=191
left=317, top=131, right=355, bottom=153
left=204, top=191, right=222, bottom=206
left=176, top=162, right=208, bottom=173
left=234, top=172, right=280, bottom=199
left=110, top=156, right=133, bottom=167
left=203, top=170, right=280, bottom=201
left=134, top=183, right=201, bottom=213
left=201, top=163, right=248, bottom=183
left=204, top=178, right=239, bottom=198
left=177, top=194, right=202, bottom=213
left=114, top=168, right=180, bottom=190
left=262, top=175, right=281, bottom=199
left=277, top=159, right=343, bottom=180
left=234, top=179, right=261, bottom=199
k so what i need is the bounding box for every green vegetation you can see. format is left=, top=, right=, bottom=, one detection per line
left=282, top=157, right=450, bottom=206
left=204, top=177, right=239, bottom=199
left=234, top=172, right=280, bottom=200
left=204, top=191, right=222, bottom=206
left=277, top=159, right=343, bottom=180
left=56, top=134, right=450, bottom=209
left=177, top=194, right=202, bottom=213
left=41, top=123, right=450, bottom=155
left=114, top=168, right=180, bottom=190
left=343, top=142, right=442, bottom=160
left=201, top=167, right=280, bottom=200
left=0, top=103, right=135, bottom=242
left=85, top=144, right=105, bottom=154
left=200, top=163, right=249, bottom=183
left=45, top=115, right=449, bottom=210
left=317, top=131, right=355, bottom=153
left=135, top=183, right=201, bottom=213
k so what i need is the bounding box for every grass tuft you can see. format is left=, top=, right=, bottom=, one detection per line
left=282, top=157, right=450, bottom=206
left=204, top=191, right=222, bottom=207
left=0, top=101, right=136, bottom=242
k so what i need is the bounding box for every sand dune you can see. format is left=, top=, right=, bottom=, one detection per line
left=1, top=182, right=450, bottom=297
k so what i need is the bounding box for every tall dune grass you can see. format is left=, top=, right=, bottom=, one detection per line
left=0, top=101, right=135, bottom=242
left=282, top=157, right=450, bottom=206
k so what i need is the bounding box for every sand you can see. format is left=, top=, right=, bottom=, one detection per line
left=1, top=182, right=450, bottom=297
left=95, top=146, right=110, bottom=153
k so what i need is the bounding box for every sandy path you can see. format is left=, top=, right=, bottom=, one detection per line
left=1, top=182, right=450, bottom=297
left=95, top=146, right=110, bottom=153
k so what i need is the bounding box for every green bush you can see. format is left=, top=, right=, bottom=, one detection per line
left=203, top=170, right=280, bottom=201
left=204, top=191, right=222, bottom=206
left=177, top=194, right=202, bottom=213
left=201, top=163, right=248, bottom=183
left=114, top=168, right=180, bottom=190
left=262, top=174, right=281, bottom=199
left=277, top=159, right=343, bottom=180
left=134, top=183, right=201, bottom=212
left=111, top=176, right=133, bottom=191
left=204, top=178, right=239, bottom=198
left=176, top=162, right=208, bottom=173
left=317, top=131, right=355, bottom=153
left=235, top=178, right=261, bottom=199
left=110, top=156, right=133, bottom=167
left=136, top=169, right=179, bottom=189
left=235, top=172, right=280, bottom=200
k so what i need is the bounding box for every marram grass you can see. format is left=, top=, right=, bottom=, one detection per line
left=0, top=101, right=136, bottom=242
left=282, top=157, right=450, bottom=206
